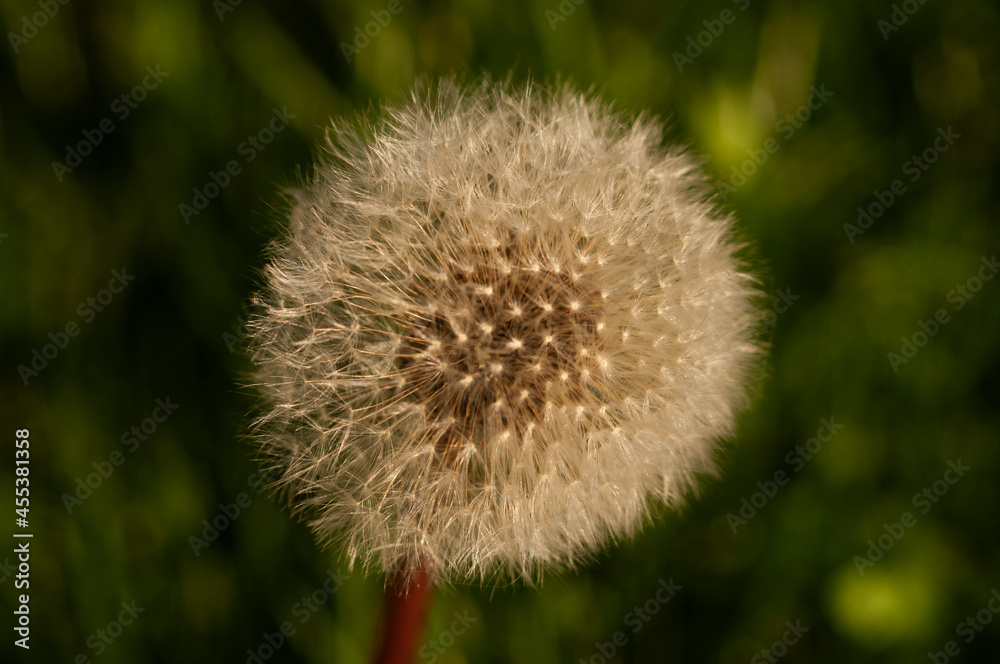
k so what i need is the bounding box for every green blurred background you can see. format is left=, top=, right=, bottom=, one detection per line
left=2, top=0, right=998, bottom=662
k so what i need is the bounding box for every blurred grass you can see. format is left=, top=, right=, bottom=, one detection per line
left=1, top=0, right=999, bottom=662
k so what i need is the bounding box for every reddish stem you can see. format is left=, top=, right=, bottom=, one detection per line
left=373, top=568, right=434, bottom=664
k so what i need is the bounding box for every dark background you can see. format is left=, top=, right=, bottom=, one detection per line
left=2, top=0, right=998, bottom=662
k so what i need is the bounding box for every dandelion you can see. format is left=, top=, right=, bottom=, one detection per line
left=248, top=78, right=762, bottom=661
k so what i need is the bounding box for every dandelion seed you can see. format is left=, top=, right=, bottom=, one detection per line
left=248, top=78, right=762, bottom=591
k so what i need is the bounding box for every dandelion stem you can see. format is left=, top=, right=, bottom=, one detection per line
left=373, top=567, right=433, bottom=664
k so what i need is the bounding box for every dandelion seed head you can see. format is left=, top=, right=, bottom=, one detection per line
left=249, top=79, right=762, bottom=584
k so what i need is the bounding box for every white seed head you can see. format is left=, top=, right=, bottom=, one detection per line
left=248, top=79, right=762, bottom=585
